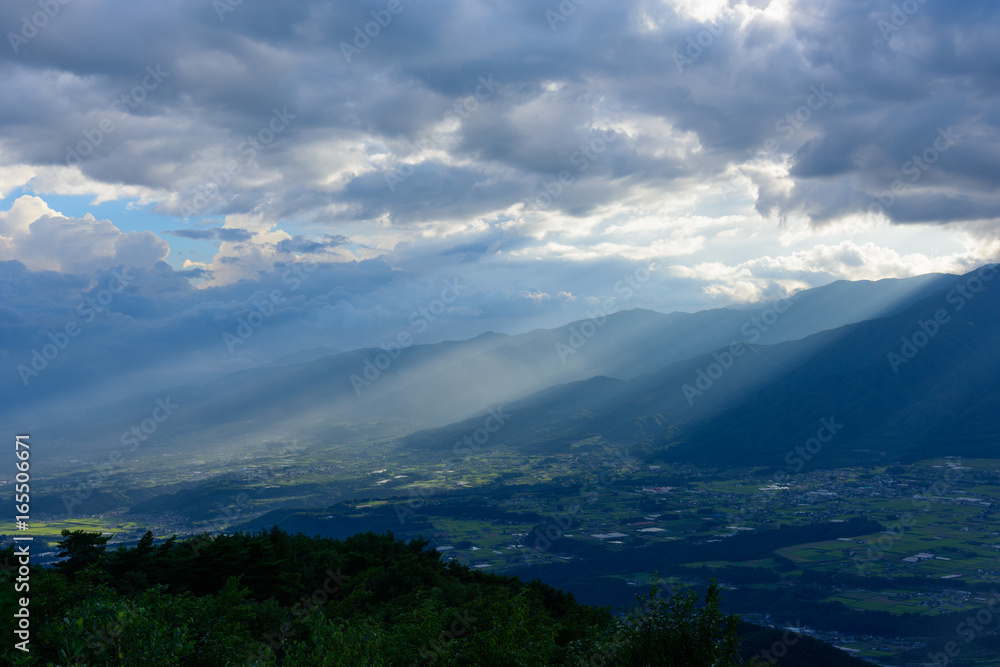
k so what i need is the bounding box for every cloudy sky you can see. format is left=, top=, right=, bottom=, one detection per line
left=2, top=0, right=999, bottom=410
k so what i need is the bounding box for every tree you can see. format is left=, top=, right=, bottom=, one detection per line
left=56, top=529, right=111, bottom=576
left=577, top=578, right=756, bottom=666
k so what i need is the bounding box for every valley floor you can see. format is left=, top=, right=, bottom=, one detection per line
left=11, top=448, right=1000, bottom=665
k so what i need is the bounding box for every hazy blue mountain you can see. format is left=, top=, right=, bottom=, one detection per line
left=27, top=271, right=963, bottom=470
left=266, top=346, right=341, bottom=366
left=406, top=267, right=1000, bottom=468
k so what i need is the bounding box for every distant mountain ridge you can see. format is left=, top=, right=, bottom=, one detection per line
left=27, top=270, right=968, bottom=472
left=404, top=265, right=1000, bottom=468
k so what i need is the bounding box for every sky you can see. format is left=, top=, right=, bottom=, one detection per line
left=2, top=0, right=999, bottom=410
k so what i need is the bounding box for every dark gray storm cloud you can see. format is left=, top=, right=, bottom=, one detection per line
left=0, top=0, right=995, bottom=228
left=275, top=234, right=347, bottom=254
left=168, top=227, right=254, bottom=242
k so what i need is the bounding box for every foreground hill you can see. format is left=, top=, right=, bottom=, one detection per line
left=0, top=528, right=868, bottom=666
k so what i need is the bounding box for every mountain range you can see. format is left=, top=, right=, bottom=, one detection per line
left=27, top=267, right=998, bottom=476
left=405, top=265, right=1000, bottom=469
